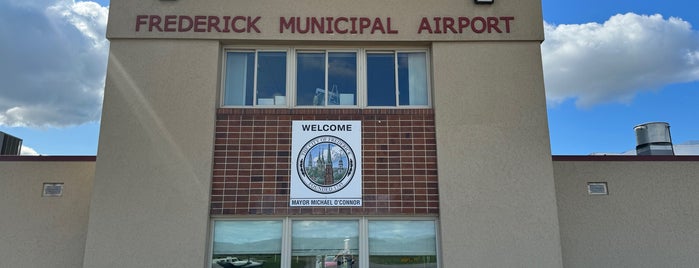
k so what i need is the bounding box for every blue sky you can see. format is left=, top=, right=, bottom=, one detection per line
left=542, top=0, right=699, bottom=154
left=1, top=0, right=697, bottom=155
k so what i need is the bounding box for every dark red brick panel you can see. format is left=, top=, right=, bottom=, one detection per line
left=211, top=108, right=439, bottom=216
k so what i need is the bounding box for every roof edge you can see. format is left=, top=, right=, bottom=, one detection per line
left=0, top=155, right=97, bottom=162
left=553, top=155, right=699, bottom=162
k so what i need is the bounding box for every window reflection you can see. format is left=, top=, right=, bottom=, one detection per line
left=212, top=219, right=439, bottom=268
left=367, top=52, right=428, bottom=107
left=368, top=221, right=437, bottom=268
left=212, top=221, right=283, bottom=268
left=257, top=52, right=287, bottom=105
left=296, top=53, right=326, bottom=106
left=367, top=53, right=396, bottom=106
left=397, top=52, right=428, bottom=106
left=292, top=220, right=359, bottom=268
left=223, top=51, right=287, bottom=107
left=296, top=52, right=357, bottom=106
left=328, top=52, right=357, bottom=106
left=223, top=52, right=254, bottom=106
left=223, top=48, right=428, bottom=108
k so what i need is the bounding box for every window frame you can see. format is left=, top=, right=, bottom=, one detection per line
left=221, top=48, right=291, bottom=107
left=220, top=46, right=431, bottom=108
left=209, top=217, right=440, bottom=268
left=367, top=219, right=439, bottom=267
left=293, top=49, right=361, bottom=108
left=210, top=219, right=285, bottom=267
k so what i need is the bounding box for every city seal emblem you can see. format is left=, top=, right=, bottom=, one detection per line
left=296, top=135, right=356, bottom=194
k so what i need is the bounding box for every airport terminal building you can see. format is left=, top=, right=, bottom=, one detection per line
left=1, top=0, right=699, bottom=267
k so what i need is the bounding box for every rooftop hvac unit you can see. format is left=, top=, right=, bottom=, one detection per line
left=0, top=131, right=22, bottom=156
left=633, top=122, right=674, bottom=156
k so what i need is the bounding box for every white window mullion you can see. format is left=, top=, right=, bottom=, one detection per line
left=252, top=51, right=259, bottom=107
left=287, top=48, right=295, bottom=107
left=359, top=49, right=366, bottom=108
left=324, top=51, right=330, bottom=106
left=394, top=51, right=400, bottom=107
left=357, top=49, right=367, bottom=108
left=435, top=218, right=442, bottom=268
left=426, top=50, right=433, bottom=107
left=281, top=217, right=292, bottom=268
left=359, top=217, right=369, bottom=268
left=208, top=220, right=216, bottom=268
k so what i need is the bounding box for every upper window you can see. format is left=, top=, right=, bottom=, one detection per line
left=296, top=51, right=358, bottom=106
left=222, top=47, right=430, bottom=108
left=367, top=52, right=429, bottom=107
left=223, top=51, right=288, bottom=106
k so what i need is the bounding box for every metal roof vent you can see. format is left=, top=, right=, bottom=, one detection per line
left=0, top=131, right=22, bottom=155
left=634, top=122, right=674, bottom=156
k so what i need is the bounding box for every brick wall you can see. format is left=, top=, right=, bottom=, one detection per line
left=211, top=108, right=439, bottom=216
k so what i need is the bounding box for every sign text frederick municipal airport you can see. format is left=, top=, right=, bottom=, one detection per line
left=135, top=15, right=515, bottom=34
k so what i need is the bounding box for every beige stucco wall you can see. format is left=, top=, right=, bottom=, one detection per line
left=554, top=158, right=699, bottom=268
left=432, top=41, right=563, bottom=267
left=0, top=158, right=94, bottom=268
left=87, top=0, right=558, bottom=267
left=82, top=39, right=219, bottom=268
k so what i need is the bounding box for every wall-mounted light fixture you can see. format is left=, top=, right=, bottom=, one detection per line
left=475, top=0, right=494, bottom=4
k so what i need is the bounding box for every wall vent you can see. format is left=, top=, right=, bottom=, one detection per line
left=587, top=182, right=608, bottom=195
left=42, top=183, right=64, bottom=197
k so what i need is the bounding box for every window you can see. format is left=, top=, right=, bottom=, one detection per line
left=367, top=52, right=428, bottom=107
left=368, top=220, right=438, bottom=268
left=296, top=51, right=358, bottom=106
left=223, top=51, right=287, bottom=106
left=212, top=220, right=283, bottom=268
left=211, top=218, right=439, bottom=268
left=291, top=220, right=359, bottom=268
left=222, top=48, right=430, bottom=108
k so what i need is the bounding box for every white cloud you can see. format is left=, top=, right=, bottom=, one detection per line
left=542, top=13, right=699, bottom=107
left=20, top=145, right=40, bottom=156
left=0, top=0, right=108, bottom=127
